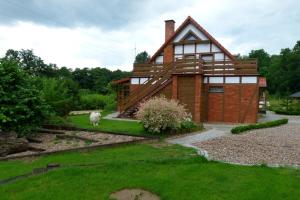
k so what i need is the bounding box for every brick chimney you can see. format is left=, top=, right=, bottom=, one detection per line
left=165, top=20, right=175, bottom=41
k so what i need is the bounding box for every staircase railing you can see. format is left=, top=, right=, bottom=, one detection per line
left=121, top=63, right=174, bottom=112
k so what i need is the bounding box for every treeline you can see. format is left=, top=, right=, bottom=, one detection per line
left=0, top=49, right=131, bottom=135
left=4, top=49, right=131, bottom=94
left=245, top=41, right=300, bottom=96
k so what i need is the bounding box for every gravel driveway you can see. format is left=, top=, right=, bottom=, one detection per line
left=194, top=123, right=300, bottom=166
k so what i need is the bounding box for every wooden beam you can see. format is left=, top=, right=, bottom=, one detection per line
left=172, top=75, right=178, bottom=99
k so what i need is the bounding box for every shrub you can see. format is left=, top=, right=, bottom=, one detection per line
left=231, top=119, right=288, bottom=134
left=0, top=59, right=50, bottom=136
left=136, top=97, right=189, bottom=134
left=39, top=78, right=78, bottom=116
left=272, top=108, right=300, bottom=115
left=79, top=93, right=116, bottom=111
left=179, top=118, right=202, bottom=133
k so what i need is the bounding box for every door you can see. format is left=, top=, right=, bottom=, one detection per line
left=207, top=86, right=224, bottom=122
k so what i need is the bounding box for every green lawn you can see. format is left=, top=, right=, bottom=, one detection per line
left=1, top=143, right=300, bottom=200
left=67, top=114, right=146, bottom=136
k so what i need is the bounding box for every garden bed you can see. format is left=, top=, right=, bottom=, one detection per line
left=1, top=131, right=146, bottom=160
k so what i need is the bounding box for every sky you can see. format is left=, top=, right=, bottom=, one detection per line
left=0, top=0, right=299, bottom=71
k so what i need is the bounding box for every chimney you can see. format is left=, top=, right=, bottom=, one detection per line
left=165, top=20, right=175, bottom=41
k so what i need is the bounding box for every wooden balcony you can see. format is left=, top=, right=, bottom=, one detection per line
left=133, top=58, right=258, bottom=77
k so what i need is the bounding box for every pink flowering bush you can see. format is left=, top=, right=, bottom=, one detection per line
left=136, top=97, right=190, bottom=134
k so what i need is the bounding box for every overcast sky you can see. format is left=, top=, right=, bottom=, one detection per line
left=0, top=0, right=299, bottom=71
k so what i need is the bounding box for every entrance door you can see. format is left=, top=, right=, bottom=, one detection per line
left=207, top=86, right=224, bottom=122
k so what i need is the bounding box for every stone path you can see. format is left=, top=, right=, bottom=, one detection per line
left=104, top=112, right=139, bottom=122
left=167, top=124, right=233, bottom=150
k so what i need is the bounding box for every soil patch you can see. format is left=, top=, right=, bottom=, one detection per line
left=110, top=189, right=160, bottom=200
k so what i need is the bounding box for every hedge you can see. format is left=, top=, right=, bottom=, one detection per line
left=231, top=119, right=289, bottom=134
left=272, top=109, right=300, bottom=116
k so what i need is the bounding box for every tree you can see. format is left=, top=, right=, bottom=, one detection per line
left=134, top=51, right=150, bottom=64
left=265, top=41, right=300, bottom=95
left=0, top=59, right=49, bottom=136
left=4, top=49, right=58, bottom=77
left=248, top=49, right=271, bottom=76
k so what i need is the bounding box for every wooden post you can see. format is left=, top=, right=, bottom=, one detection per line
left=194, top=75, right=202, bottom=123
left=172, top=75, right=178, bottom=99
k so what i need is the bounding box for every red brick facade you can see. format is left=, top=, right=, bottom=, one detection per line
left=114, top=17, right=259, bottom=124
left=154, top=75, right=259, bottom=123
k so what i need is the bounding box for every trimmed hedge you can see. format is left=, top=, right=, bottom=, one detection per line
left=272, top=109, right=300, bottom=116
left=231, top=119, right=289, bottom=134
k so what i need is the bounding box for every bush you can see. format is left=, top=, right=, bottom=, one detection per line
left=231, top=119, right=288, bottom=134
left=179, top=119, right=202, bottom=133
left=268, top=97, right=300, bottom=115
left=79, top=93, right=116, bottom=111
left=136, top=97, right=189, bottom=134
left=39, top=78, right=78, bottom=116
left=0, top=59, right=50, bottom=136
left=272, top=108, right=300, bottom=115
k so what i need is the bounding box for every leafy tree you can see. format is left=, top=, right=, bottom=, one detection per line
left=0, top=59, right=49, bottom=136
left=134, top=51, right=150, bottom=64
left=248, top=49, right=271, bottom=76
left=4, top=49, right=58, bottom=77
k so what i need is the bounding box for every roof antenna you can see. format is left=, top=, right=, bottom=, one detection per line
left=134, top=43, right=137, bottom=58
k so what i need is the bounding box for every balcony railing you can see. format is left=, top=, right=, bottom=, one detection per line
left=133, top=58, right=258, bottom=77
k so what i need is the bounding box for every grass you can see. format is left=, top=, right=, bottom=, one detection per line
left=67, top=113, right=146, bottom=136
left=0, top=143, right=300, bottom=200
left=231, top=119, right=289, bottom=134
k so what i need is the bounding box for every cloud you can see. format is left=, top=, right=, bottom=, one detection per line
left=0, top=0, right=299, bottom=71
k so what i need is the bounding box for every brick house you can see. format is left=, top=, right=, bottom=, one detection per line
left=113, top=16, right=265, bottom=123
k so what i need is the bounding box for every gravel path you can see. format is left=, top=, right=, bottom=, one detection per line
left=167, top=124, right=233, bottom=149
left=194, top=123, right=300, bottom=166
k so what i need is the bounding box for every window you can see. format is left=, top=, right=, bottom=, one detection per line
left=209, top=77, right=223, bottom=83
left=214, top=53, right=224, bottom=61
left=201, top=54, right=213, bottom=62
left=225, top=77, right=239, bottom=84
left=196, top=43, right=210, bottom=53
left=140, top=78, right=148, bottom=84
left=174, top=45, right=183, bottom=54
left=241, top=76, right=257, bottom=84
left=209, top=86, right=224, bottom=93
left=130, top=78, right=139, bottom=84
left=184, top=44, right=195, bottom=54
left=155, top=55, right=163, bottom=63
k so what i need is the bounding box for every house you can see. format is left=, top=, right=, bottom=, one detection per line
left=290, top=91, right=300, bottom=100
left=113, top=16, right=264, bottom=123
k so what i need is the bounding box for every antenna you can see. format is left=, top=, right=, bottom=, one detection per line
left=134, top=43, right=137, bottom=58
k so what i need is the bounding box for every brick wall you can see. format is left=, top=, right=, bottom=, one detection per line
left=163, top=44, right=173, bottom=63
left=205, top=84, right=258, bottom=123
left=127, top=78, right=258, bottom=124
left=239, top=85, right=258, bottom=123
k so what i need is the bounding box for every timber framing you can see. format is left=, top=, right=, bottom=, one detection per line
left=113, top=16, right=262, bottom=123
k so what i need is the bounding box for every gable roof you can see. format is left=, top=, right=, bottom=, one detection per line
left=149, top=16, right=235, bottom=62
left=290, top=91, right=300, bottom=98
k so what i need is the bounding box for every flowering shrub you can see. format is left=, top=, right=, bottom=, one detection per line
left=136, top=97, right=189, bottom=134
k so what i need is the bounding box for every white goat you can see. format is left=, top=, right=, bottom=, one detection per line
left=89, top=111, right=101, bottom=126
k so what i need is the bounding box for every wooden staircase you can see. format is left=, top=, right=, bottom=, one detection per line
left=118, top=63, right=174, bottom=118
